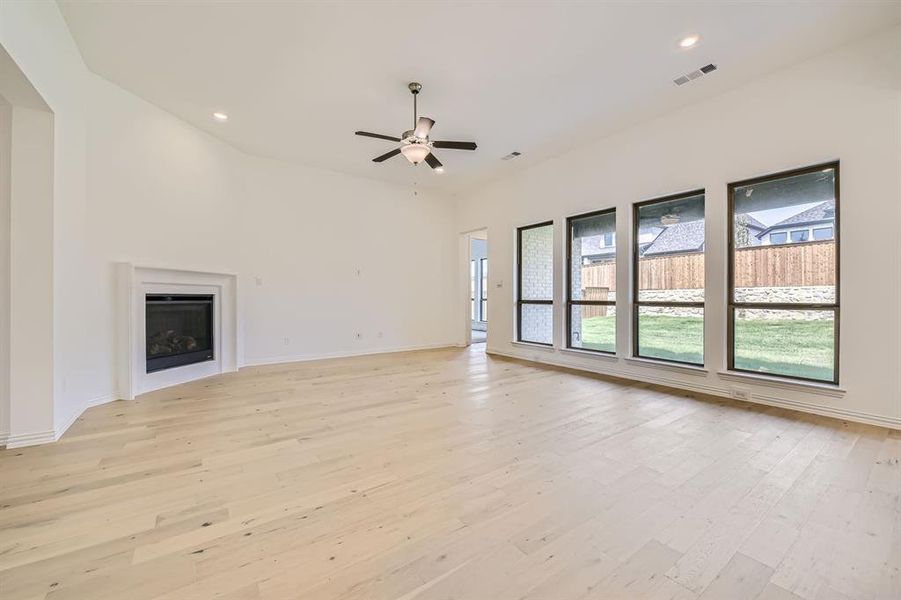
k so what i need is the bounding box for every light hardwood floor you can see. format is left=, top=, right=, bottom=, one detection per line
left=1, top=346, right=899, bottom=599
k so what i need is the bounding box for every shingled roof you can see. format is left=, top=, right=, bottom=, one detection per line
left=766, top=200, right=835, bottom=230
left=641, top=220, right=704, bottom=256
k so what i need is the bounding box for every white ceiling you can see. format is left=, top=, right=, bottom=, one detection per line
left=58, top=1, right=901, bottom=193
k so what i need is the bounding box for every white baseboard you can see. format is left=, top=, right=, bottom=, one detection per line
left=485, top=347, right=901, bottom=431
left=4, top=392, right=118, bottom=449
left=242, top=342, right=457, bottom=368
left=5, top=428, right=57, bottom=448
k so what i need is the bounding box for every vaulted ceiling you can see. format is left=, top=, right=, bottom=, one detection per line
left=58, top=1, right=901, bottom=192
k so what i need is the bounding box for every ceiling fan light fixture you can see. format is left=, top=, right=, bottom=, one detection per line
left=400, top=143, right=431, bottom=165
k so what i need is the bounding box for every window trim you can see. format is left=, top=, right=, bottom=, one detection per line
left=470, top=259, right=476, bottom=321
left=516, top=221, right=555, bottom=346
left=566, top=207, right=616, bottom=355
left=726, top=160, right=840, bottom=386
left=632, top=189, right=706, bottom=367
left=479, top=257, right=488, bottom=322
left=813, top=226, right=834, bottom=241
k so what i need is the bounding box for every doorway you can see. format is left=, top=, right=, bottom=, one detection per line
left=467, top=229, right=488, bottom=346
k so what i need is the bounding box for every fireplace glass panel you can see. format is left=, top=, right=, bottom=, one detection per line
left=145, top=294, right=214, bottom=372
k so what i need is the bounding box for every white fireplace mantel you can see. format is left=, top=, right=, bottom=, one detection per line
left=116, top=264, right=239, bottom=400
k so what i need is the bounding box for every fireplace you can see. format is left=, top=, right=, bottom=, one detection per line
left=145, top=294, right=214, bottom=373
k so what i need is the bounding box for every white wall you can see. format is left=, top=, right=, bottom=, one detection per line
left=8, top=107, right=55, bottom=443
left=240, top=155, right=456, bottom=365
left=455, top=27, right=901, bottom=427
left=0, top=1, right=458, bottom=445
left=0, top=97, right=9, bottom=441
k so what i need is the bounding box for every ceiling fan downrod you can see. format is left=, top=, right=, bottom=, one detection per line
left=409, top=81, right=421, bottom=130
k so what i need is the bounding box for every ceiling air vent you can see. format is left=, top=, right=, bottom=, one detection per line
left=673, top=63, right=717, bottom=86
left=501, top=151, right=522, bottom=161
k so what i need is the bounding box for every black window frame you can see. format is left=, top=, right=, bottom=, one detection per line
left=632, top=189, right=706, bottom=367
left=516, top=221, right=554, bottom=346
left=727, top=161, right=840, bottom=385
left=566, top=207, right=616, bottom=355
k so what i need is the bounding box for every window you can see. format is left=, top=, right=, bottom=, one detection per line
left=470, top=260, right=476, bottom=320
left=480, top=258, right=488, bottom=321
left=567, top=209, right=616, bottom=353
left=813, top=226, right=833, bottom=241
left=728, top=162, right=839, bottom=384
left=769, top=232, right=787, bottom=244
left=633, top=190, right=705, bottom=365
left=790, top=229, right=809, bottom=243
left=517, top=222, right=554, bottom=345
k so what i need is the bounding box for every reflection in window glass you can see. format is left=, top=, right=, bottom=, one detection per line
left=729, top=163, right=839, bottom=383
left=480, top=258, right=488, bottom=322
left=813, top=226, right=833, bottom=241
left=570, top=305, right=615, bottom=353
left=520, top=303, right=553, bottom=345
left=734, top=309, right=834, bottom=382
left=568, top=209, right=616, bottom=353
left=517, top=222, right=554, bottom=344
left=790, top=230, right=809, bottom=243
left=470, top=260, right=476, bottom=320
left=634, top=191, right=705, bottom=365
left=520, top=225, right=554, bottom=301
left=637, top=306, right=704, bottom=365
left=732, top=167, right=836, bottom=304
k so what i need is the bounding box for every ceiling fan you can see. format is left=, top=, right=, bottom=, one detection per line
left=355, top=82, right=477, bottom=171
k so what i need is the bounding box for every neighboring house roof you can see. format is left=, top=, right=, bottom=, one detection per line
left=642, top=220, right=704, bottom=256
left=763, top=200, right=835, bottom=232
left=739, top=214, right=767, bottom=230
left=580, top=235, right=616, bottom=262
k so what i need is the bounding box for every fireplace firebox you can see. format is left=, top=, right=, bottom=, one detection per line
left=145, top=294, right=214, bottom=373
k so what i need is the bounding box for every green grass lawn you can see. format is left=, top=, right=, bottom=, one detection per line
left=579, top=314, right=834, bottom=381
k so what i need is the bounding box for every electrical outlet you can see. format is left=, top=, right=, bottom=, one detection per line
left=355, top=332, right=362, bottom=340
left=730, top=387, right=751, bottom=401
left=255, top=276, right=264, bottom=286
left=283, top=337, right=290, bottom=346
left=377, top=331, right=383, bottom=339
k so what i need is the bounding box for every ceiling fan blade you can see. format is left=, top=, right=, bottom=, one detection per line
left=424, top=152, right=443, bottom=170
left=432, top=141, right=477, bottom=151
left=372, top=148, right=401, bottom=163
left=356, top=131, right=401, bottom=142
left=413, top=117, right=435, bottom=139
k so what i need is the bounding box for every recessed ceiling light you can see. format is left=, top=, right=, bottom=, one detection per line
left=212, top=111, right=229, bottom=122
left=679, top=35, right=700, bottom=48
left=434, top=166, right=445, bottom=173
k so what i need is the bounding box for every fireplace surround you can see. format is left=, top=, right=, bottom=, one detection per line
left=117, top=264, right=238, bottom=399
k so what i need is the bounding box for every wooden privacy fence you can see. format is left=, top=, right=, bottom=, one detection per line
left=579, top=241, right=836, bottom=291
left=732, top=241, right=835, bottom=287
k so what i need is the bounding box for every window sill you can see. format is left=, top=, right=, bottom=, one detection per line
left=717, top=370, right=846, bottom=397
left=559, top=347, right=619, bottom=362
left=511, top=340, right=556, bottom=352
left=624, top=356, right=709, bottom=376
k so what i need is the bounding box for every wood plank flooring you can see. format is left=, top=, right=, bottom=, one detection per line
left=1, top=346, right=899, bottom=599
